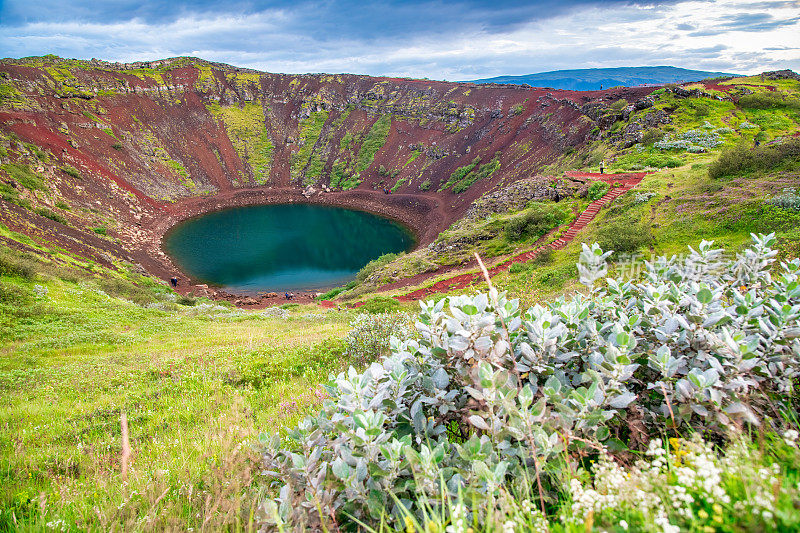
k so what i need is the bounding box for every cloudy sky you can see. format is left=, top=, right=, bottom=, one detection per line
left=0, top=0, right=798, bottom=79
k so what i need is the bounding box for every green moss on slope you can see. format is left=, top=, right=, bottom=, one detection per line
left=206, top=102, right=273, bottom=184
left=356, top=115, right=392, bottom=173
left=291, top=110, right=329, bottom=185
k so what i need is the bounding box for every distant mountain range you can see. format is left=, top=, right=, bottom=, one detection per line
left=467, top=66, right=741, bottom=91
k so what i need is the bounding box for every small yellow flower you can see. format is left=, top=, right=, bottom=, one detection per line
left=404, top=515, right=415, bottom=533
left=712, top=504, right=723, bottom=515
left=698, top=509, right=709, bottom=520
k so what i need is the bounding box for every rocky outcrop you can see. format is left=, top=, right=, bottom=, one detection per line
left=762, top=70, right=800, bottom=81
left=464, top=176, right=579, bottom=220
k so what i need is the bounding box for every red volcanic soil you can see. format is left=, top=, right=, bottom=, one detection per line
left=0, top=56, right=660, bottom=306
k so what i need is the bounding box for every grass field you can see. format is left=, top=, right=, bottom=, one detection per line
left=0, top=264, right=360, bottom=530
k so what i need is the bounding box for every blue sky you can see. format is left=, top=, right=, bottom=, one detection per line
left=0, top=0, right=798, bottom=78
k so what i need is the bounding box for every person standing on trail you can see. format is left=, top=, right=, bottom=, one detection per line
left=599, top=160, right=605, bottom=174
left=170, top=276, right=178, bottom=288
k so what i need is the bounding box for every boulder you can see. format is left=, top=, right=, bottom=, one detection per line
left=621, top=104, right=636, bottom=121
left=622, top=122, right=644, bottom=148
left=643, top=109, right=671, bottom=128
left=634, top=96, right=654, bottom=111
left=597, top=112, right=621, bottom=130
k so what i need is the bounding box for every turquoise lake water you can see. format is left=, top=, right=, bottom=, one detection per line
left=162, top=204, right=415, bottom=292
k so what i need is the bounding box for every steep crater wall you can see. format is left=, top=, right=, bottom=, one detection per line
left=0, top=56, right=656, bottom=288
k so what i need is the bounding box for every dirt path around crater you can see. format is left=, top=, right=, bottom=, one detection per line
left=376, top=172, right=647, bottom=302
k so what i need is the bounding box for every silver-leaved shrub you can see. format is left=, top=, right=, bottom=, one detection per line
left=343, top=312, right=416, bottom=366
left=260, top=233, right=800, bottom=530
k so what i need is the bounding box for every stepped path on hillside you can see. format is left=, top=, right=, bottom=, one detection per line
left=389, top=171, right=647, bottom=302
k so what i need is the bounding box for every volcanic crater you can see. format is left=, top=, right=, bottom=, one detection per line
left=0, top=56, right=657, bottom=300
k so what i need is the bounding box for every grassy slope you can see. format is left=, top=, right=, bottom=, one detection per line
left=0, top=254, right=361, bottom=529
left=0, top=74, right=799, bottom=530
left=346, top=75, right=800, bottom=307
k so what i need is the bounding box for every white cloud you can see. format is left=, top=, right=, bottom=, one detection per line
left=1, top=0, right=798, bottom=77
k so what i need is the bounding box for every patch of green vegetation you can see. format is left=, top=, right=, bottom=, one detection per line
left=355, top=115, right=391, bottom=173
left=34, top=208, right=67, bottom=225
left=439, top=156, right=479, bottom=192
left=709, top=138, right=800, bottom=179
left=92, top=226, right=107, bottom=235
left=54, top=201, right=70, bottom=211
left=0, top=248, right=38, bottom=279
left=596, top=218, right=653, bottom=254
left=0, top=82, right=28, bottom=108
left=60, top=165, right=82, bottom=180
left=745, top=108, right=799, bottom=140
left=111, top=142, right=123, bottom=151
left=391, top=176, right=409, bottom=192
left=339, top=132, right=353, bottom=151
left=330, top=107, right=352, bottom=129
left=739, top=90, right=800, bottom=110
left=23, top=143, right=47, bottom=161
left=44, top=65, right=77, bottom=84
left=1, top=163, right=45, bottom=190
left=403, top=149, right=422, bottom=168
left=117, top=67, right=166, bottom=86
left=192, top=63, right=217, bottom=91
left=454, top=155, right=501, bottom=193
left=227, top=72, right=262, bottom=88
left=329, top=159, right=359, bottom=190
left=356, top=252, right=404, bottom=283
left=418, top=179, right=431, bottom=191
left=609, top=98, right=628, bottom=112
left=81, top=110, right=99, bottom=122
left=317, top=287, right=346, bottom=300
left=165, top=158, right=189, bottom=178
left=438, top=154, right=502, bottom=193
left=721, top=202, right=800, bottom=235
left=587, top=181, right=610, bottom=201
left=291, top=110, right=328, bottom=184
left=206, top=102, right=273, bottom=184
left=305, top=154, right=326, bottom=181
left=0, top=182, right=31, bottom=209
left=651, top=91, right=736, bottom=132
left=317, top=281, right=358, bottom=301
left=497, top=257, right=578, bottom=307
left=504, top=202, right=569, bottom=241
left=358, top=296, right=401, bottom=313
left=102, top=127, right=117, bottom=139
left=612, top=150, right=684, bottom=170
